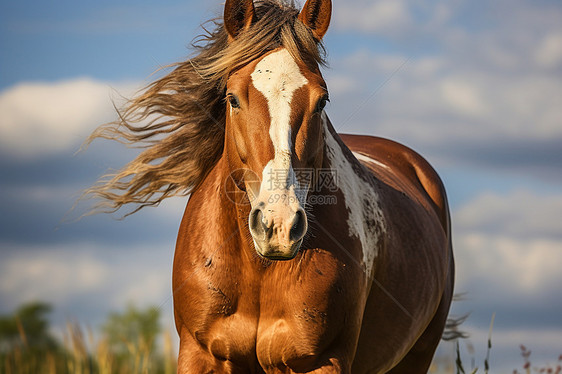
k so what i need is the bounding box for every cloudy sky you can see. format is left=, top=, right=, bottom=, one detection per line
left=1, top=0, right=561, bottom=371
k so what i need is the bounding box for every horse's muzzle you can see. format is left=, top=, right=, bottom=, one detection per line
left=249, top=206, right=307, bottom=260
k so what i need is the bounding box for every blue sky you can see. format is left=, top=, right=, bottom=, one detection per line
left=1, top=0, right=561, bottom=371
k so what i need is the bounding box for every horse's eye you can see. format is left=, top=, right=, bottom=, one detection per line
left=227, top=94, right=241, bottom=109
left=315, top=95, right=329, bottom=113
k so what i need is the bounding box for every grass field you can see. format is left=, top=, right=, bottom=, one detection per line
left=1, top=305, right=560, bottom=373
left=1, top=322, right=177, bottom=374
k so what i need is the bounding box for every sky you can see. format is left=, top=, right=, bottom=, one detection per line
left=1, top=0, right=561, bottom=371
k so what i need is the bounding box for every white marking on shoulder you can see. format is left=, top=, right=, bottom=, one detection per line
left=323, top=113, right=385, bottom=280
left=352, top=152, right=390, bottom=170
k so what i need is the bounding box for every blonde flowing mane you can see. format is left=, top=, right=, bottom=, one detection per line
left=84, top=0, right=326, bottom=215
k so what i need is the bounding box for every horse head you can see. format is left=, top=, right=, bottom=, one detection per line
left=223, top=0, right=332, bottom=260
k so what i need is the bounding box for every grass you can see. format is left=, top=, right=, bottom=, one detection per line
left=2, top=310, right=561, bottom=373
left=430, top=312, right=562, bottom=374
left=0, top=321, right=177, bottom=374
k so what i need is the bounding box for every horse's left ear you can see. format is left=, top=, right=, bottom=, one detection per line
left=224, top=0, right=256, bottom=41
left=298, top=0, right=332, bottom=41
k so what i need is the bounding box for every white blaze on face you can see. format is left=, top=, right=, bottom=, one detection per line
left=250, top=49, right=309, bottom=205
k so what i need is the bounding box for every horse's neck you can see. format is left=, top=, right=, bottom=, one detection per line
left=208, top=156, right=256, bottom=245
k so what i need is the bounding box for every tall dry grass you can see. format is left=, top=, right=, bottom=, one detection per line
left=0, top=322, right=177, bottom=374
left=3, top=313, right=561, bottom=373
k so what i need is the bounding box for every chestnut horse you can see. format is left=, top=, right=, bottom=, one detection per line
left=87, top=0, right=454, bottom=372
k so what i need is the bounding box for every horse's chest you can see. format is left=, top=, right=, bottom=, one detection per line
left=199, top=295, right=332, bottom=366
left=188, top=250, right=356, bottom=367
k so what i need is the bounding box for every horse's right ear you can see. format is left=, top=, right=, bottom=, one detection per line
left=298, top=0, right=332, bottom=41
left=224, top=0, right=256, bottom=41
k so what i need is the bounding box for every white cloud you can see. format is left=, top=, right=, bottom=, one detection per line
left=0, top=242, right=173, bottom=310
left=439, top=79, right=488, bottom=117
left=324, top=0, right=562, bottom=175
left=0, top=242, right=178, bottom=351
left=0, top=245, right=108, bottom=304
left=334, top=0, right=412, bottom=34
left=455, top=233, right=562, bottom=295
left=535, top=33, right=562, bottom=69
left=441, top=189, right=562, bottom=368
left=453, top=190, right=562, bottom=298
left=455, top=190, right=562, bottom=239
left=327, top=49, right=562, bottom=145
left=0, top=79, right=137, bottom=159
left=332, top=0, right=465, bottom=36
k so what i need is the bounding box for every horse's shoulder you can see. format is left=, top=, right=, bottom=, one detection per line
left=339, top=133, right=450, bottom=234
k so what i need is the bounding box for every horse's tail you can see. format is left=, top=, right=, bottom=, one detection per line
left=442, top=295, right=469, bottom=341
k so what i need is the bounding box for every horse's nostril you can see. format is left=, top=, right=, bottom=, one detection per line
left=290, top=209, right=307, bottom=242
left=249, top=208, right=267, bottom=239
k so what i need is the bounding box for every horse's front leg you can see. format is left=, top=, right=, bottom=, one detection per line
left=177, top=327, right=255, bottom=374
left=260, top=352, right=352, bottom=374
left=177, top=328, right=222, bottom=373
left=295, top=357, right=349, bottom=374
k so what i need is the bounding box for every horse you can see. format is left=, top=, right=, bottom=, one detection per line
left=86, top=0, right=455, bottom=372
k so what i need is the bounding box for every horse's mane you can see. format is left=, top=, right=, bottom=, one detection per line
left=84, top=0, right=326, bottom=215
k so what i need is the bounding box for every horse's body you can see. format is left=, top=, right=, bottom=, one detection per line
left=174, top=122, right=453, bottom=373
left=87, top=0, right=454, bottom=372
